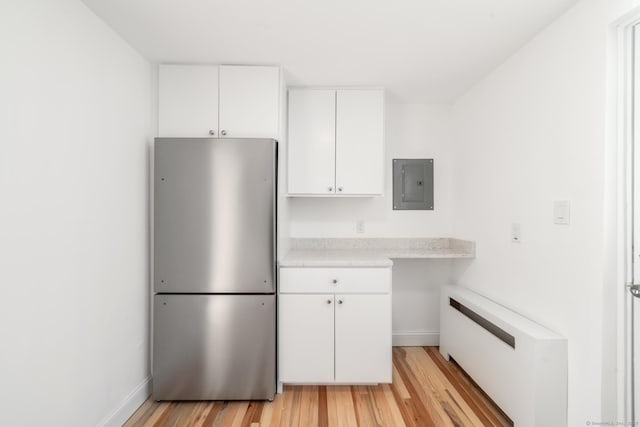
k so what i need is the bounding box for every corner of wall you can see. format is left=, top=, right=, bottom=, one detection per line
left=97, top=377, right=152, bottom=427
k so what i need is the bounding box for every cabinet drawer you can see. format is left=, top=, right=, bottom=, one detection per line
left=280, top=267, right=390, bottom=294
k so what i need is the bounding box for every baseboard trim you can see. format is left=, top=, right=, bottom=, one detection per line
left=97, top=376, right=152, bottom=427
left=393, top=331, right=439, bottom=346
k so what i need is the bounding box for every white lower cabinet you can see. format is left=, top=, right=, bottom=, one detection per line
left=334, top=294, right=391, bottom=383
left=278, top=267, right=392, bottom=384
left=279, top=294, right=335, bottom=383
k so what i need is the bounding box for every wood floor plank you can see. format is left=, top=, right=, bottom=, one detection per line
left=393, top=347, right=442, bottom=427
left=228, top=401, right=249, bottom=427
left=257, top=398, right=273, bottom=426
left=425, top=348, right=512, bottom=426
left=261, top=390, right=284, bottom=426
left=126, top=347, right=511, bottom=427
left=184, top=401, right=212, bottom=427
left=129, top=400, right=171, bottom=427
left=279, top=384, right=296, bottom=426
left=124, top=398, right=155, bottom=426
left=239, top=401, right=263, bottom=427
left=415, top=349, right=488, bottom=426
left=416, top=348, right=480, bottom=426
left=298, top=385, right=319, bottom=426
left=351, top=386, right=378, bottom=426
left=403, top=347, right=482, bottom=426
left=214, top=401, right=241, bottom=427
left=391, top=363, right=411, bottom=400
left=148, top=402, right=178, bottom=427
left=317, top=386, right=329, bottom=427
left=327, top=385, right=358, bottom=427
left=374, top=383, right=406, bottom=427
left=390, top=359, right=436, bottom=427
left=429, top=355, right=503, bottom=426
left=200, top=401, right=227, bottom=426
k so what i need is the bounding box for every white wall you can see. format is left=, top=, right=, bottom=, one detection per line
left=451, top=0, right=609, bottom=424
left=0, top=1, right=152, bottom=426
left=391, top=259, right=456, bottom=346
left=289, top=103, right=454, bottom=237
left=278, top=72, right=291, bottom=261
left=610, top=0, right=640, bottom=21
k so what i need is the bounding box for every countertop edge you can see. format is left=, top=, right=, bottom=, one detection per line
left=280, top=238, right=476, bottom=268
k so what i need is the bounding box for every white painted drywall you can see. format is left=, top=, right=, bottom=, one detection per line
left=0, top=1, right=152, bottom=426
left=289, top=103, right=455, bottom=344
left=278, top=72, right=291, bottom=261
left=609, top=0, right=640, bottom=21
left=451, top=0, right=612, bottom=423
left=391, top=259, right=456, bottom=346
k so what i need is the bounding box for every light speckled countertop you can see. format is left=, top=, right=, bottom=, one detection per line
left=280, top=238, right=475, bottom=267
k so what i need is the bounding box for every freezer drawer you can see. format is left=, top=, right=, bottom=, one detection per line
left=153, top=294, right=276, bottom=401
left=154, top=138, right=276, bottom=294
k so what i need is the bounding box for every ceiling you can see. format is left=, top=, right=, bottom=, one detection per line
left=81, top=0, right=579, bottom=103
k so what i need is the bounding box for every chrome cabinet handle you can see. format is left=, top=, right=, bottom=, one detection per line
left=332, top=279, right=338, bottom=284
left=338, top=299, right=344, bottom=305
left=629, top=284, right=640, bottom=298
left=328, top=187, right=333, bottom=192
left=208, top=130, right=215, bottom=136
left=221, top=130, right=227, bottom=136
left=326, top=299, right=332, bottom=304
left=338, top=187, right=343, bottom=192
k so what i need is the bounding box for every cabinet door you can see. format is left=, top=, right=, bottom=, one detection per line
left=219, top=65, right=279, bottom=138
left=335, top=90, right=385, bottom=195
left=158, top=65, right=218, bottom=137
left=279, top=294, right=334, bottom=383
left=335, top=294, right=392, bottom=383
left=287, top=89, right=336, bottom=195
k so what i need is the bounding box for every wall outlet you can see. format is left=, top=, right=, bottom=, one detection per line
left=356, top=220, right=365, bottom=234
left=511, top=223, right=522, bottom=243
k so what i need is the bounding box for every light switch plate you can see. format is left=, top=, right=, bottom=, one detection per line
left=554, top=201, right=570, bottom=225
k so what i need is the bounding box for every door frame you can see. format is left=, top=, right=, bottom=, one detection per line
left=613, top=10, right=640, bottom=423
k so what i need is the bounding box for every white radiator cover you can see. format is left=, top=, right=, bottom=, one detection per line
left=439, top=285, right=567, bottom=427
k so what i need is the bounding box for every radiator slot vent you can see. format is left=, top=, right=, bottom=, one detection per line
left=449, top=297, right=515, bottom=348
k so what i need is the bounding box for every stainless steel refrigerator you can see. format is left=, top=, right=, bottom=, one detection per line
left=152, top=137, right=276, bottom=401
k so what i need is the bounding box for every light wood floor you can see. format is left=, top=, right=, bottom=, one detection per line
left=125, top=347, right=512, bottom=427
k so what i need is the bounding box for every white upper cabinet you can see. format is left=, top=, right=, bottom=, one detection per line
left=287, top=89, right=336, bottom=195
left=287, top=88, right=385, bottom=196
left=158, top=64, right=279, bottom=138
left=159, top=65, right=219, bottom=137
left=335, top=90, right=385, bottom=196
left=218, top=65, right=280, bottom=139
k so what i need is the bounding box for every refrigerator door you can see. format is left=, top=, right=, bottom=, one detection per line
left=154, top=138, right=276, bottom=294
left=153, top=294, right=276, bottom=400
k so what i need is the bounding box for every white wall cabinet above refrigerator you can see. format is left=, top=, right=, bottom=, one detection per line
left=158, top=64, right=280, bottom=138
left=159, top=65, right=219, bottom=138
left=287, top=88, right=385, bottom=196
